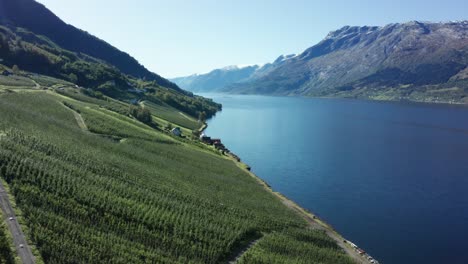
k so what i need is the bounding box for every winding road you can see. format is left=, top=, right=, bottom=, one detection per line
left=0, top=180, right=35, bottom=264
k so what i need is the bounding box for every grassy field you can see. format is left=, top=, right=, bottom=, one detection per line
left=142, top=100, right=201, bottom=130
left=0, top=76, right=36, bottom=90
left=56, top=87, right=202, bottom=132
left=29, top=74, right=73, bottom=87
left=0, top=78, right=355, bottom=263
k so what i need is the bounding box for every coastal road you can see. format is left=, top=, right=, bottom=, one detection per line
left=0, top=180, right=36, bottom=264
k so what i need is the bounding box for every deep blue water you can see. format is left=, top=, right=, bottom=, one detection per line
left=201, top=94, right=468, bottom=264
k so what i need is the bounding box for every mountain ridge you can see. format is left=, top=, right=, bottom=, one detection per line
left=170, top=64, right=260, bottom=93
left=0, top=0, right=180, bottom=90
left=232, top=20, right=468, bottom=101
left=0, top=0, right=221, bottom=119
left=170, top=54, right=296, bottom=93
left=173, top=21, right=468, bottom=104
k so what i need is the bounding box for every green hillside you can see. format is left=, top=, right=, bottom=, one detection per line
left=0, top=25, right=221, bottom=121
left=141, top=100, right=200, bottom=131
left=0, top=0, right=179, bottom=90
left=0, top=74, right=355, bottom=263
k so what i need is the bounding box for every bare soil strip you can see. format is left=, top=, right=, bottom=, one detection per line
left=72, top=110, right=88, bottom=131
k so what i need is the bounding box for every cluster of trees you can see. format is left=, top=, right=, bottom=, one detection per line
left=81, top=89, right=104, bottom=100
left=1, top=26, right=116, bottom=94
left=12, top=64, right=19, bottom=74
left=128, top=105, right=152, bottom=125
left=0, top=26, right=126, bottom=91
left=154, top=91, right=221, bottom=119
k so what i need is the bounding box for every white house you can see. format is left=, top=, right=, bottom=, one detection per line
left=171, top=127, right=182, bottom=137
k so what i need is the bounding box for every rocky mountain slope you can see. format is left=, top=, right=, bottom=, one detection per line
left=177, top=21, right=468, bottom=104
left=234, top=21, right=468, bottom=103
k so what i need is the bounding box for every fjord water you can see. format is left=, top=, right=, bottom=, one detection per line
left=202, top=94, right=468, bottom=264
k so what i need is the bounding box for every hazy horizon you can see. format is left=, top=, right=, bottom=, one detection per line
left=36, top=0, right=468, bottom=78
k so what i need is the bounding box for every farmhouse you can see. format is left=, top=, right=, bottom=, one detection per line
left=212, top=139, right=226, bottom=150
left=1, top=70, right=11, bottom=76
left=199, top=134, right=227, bottom=151
left=171, top=127, right=182, bottom=137
left=200, top=134, right=212, bottom=143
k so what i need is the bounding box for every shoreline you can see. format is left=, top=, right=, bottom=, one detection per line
left=200, top=91, right=468, bottom=108
left=229, top=156, right=374, bottom=264
left=200, top=122, right=377, bottom=264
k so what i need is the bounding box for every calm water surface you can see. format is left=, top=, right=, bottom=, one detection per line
left=201, top=94, right=468, bottom=264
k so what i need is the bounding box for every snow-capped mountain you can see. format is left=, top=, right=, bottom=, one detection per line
left=170, top=54, right=296, bottom=92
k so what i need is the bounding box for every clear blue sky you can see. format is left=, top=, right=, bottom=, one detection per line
left=36, top=0, right=467, bottom=78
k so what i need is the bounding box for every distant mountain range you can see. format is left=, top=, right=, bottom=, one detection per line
left=171, top=65, right=261, bottom=93
left=170, top=54, right=297, bottom=93
left=173, top=21, right=468, bottom=104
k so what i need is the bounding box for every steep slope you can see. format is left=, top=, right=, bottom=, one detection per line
left=0, top=24, right=130, bottom=90
left=229, top=21, right=468, bottom=103
left=0, top=26, right=221, bottom=119
left=0, top=76, right=356, bottom=263
left=171, top=54, right=296, bottom=93
left=0, top=0, right=221, bottom=120
left=0, top=0, right=179, bottom=90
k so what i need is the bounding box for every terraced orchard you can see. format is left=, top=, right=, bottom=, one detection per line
left=0, top=87, right=355, bottom=263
